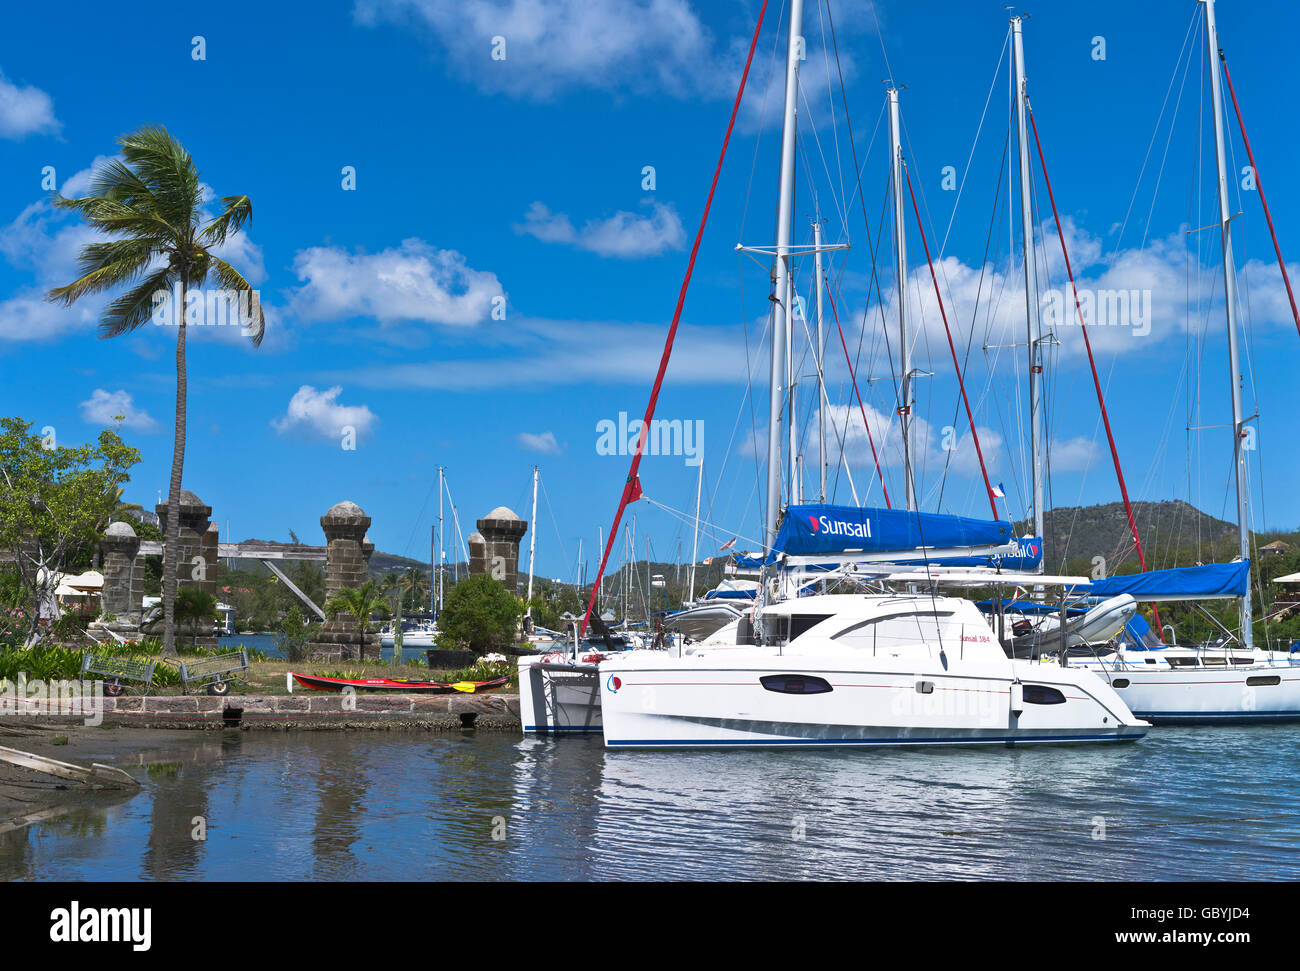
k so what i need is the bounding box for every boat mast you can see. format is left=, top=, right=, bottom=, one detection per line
left=814, top=217, right=828, bottom=502
left=525, top=465, right=538, bottom=621
left=1202, top=0, right=1254, bottom=647
left=765, top=0, right=804, bottom=549
left=689, top=459, right=703, bottom=603
left=1012, top=16, right=1045, bottom=549
left=436, top=466, right=444, bottom=614
left=888, top=86, right=916, bottom=510
left=788, top=270, right=800, bottom=506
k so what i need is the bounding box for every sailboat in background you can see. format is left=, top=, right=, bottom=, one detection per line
left=1019, top=0, right=1300, bottom=721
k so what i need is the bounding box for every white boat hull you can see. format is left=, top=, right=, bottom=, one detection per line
left=1071, top=656, right=1300, bottom=723
left=598, top=651, right=1147, bottom=749
left=518, top=656, right=603, bottom=734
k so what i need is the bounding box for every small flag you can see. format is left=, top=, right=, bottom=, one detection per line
left=991, top=482, right=1006, bottom=499
left=718, top=537, right=736, bottom=552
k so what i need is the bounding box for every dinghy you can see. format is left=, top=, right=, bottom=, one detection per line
left=289, top=672, right=509, bottom=694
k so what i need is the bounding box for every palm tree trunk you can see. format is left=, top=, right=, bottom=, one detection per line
left=162, top=276, right=189, bottom=657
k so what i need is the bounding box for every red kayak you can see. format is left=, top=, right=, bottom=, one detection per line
left=290, top=672, right=511, bottom=695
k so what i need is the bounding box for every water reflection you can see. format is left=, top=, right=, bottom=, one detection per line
left=2, top=727, right=1297, bottom=880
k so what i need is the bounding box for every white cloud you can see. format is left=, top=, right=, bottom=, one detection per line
left=515, top=201, right=685, bottom=258
left=353, top=0, right=857, bottom=131
left=517, top=430, right=562, bottom=454
left=326, top=315, right=743, bottom=391
left=354, top=0, right=722, bottom=100
left=272, top=385, right=378, bottom=441
left=79, top=389, right=160, bottom=433
left=0, top=69, right=59, bottom=139
left=1048, top=436, right=1099, bottom=473
left=289, top=238, right=504, bottom=327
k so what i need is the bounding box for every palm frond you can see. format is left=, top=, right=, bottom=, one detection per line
left=85, top=159, right=154, bottom=208
left=116, top=125, right=202, bottom=232
left=208, top=255, right=265, bottom=346
left=199, top=195, right=253, bottom=247
left=50, top=195, right=179, bottom=242
left=97, top=267, right=174, bottom=339
left=46, top=240, right=158, bottom=306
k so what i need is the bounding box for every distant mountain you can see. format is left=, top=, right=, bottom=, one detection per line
left=228, top=538, right=454, bottom=578
left=1018, top=500, right=1242, bottom=573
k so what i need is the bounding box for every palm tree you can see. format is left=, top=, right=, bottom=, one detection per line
left=399, top=567, right=427, bottom=612
left=46, top=125, right=265, bottom=656
left=324, top=581, right=389, bottom=660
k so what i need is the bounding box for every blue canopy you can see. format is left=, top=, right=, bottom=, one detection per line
left=1119, top=613, right=1163, bottom=650
left=737, top=504, right=1014, bottom=566
left=1087, top=561, right=1249, bottom=602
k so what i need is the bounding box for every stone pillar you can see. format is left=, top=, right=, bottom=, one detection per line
left=156, top=490, right=217, bottom=649
left=98, top=521, right=141, bottom=632
left=473, top=507, right=527, bottom=594
left=468, top=532, right=487, bottom=576
left=308, top=501, right=380, bottom=661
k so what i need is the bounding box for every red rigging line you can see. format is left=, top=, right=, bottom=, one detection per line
left=902, top=165, right=999, bottom=520
left=824, top=279, right=891, bottom=508
left=1219, top=49, right=1300, bottom=341
left=579, top=1, right=770, bottom=638
left=1027, top=107, right=1164, bottom=638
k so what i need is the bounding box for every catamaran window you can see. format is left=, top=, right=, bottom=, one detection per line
left=760, top=675, right=833, bottom=695
left=1231, top=657, right=1254, bottom=665
left=1021, top=685, right=1067, bottom=705
left=915, top=681, right=935, bottom=694
left=1112, top=679, right=1130, bottom=689
left=1246, top=675, right=1282, bottom=687
left=786, top=614, right=834, bottom=642
left=1167, top=657, right=1200, bottom=667
left=1203, top=656, right=1227, bottom=666
left=830, top=611, right=961, bottom=653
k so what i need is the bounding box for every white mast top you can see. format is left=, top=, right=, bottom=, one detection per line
left=765, top=0, right=804, bottom=550
left=1202, top=0, right=1254, bottom=648
left=888, top=86, right=915, bottom=510
left=1011, top=15, right=1044, bottom=553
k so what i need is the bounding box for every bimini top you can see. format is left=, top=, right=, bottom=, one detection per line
left=1086, top=561, right=1249, bottom=602
left=735, top=504, right=1016, bottom=567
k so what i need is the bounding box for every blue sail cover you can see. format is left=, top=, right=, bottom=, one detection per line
left=736, top=504, right=1014, bottom=566
left=1086, top=561, right=1249, bottom=602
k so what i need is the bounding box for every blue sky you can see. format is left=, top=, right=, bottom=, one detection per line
left=2, top=0, right=1299, bottom=581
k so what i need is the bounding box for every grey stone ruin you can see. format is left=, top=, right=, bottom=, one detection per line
left=156, top=489, right=219, bottom=650
left=306, top=501, right=381, bottom=661
left=470, top=506, right=527, bottom=594
left=96, top=520, right=142, bottom=634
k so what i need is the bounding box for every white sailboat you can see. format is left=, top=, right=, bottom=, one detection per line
left=526, top=0, right=1149, bottom=748
left=1041, top=0, right=1300, bottom=723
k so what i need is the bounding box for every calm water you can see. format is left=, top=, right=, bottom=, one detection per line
left=4, top=727, right=1299, bottom=881
left=226, top=633, right=423, bottom=664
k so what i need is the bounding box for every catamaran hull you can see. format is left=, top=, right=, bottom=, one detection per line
left=518, top=658, right=603, bottom=734
left=598, top=655, right=1147, bottom=749
left=1102, top=667, right=1300, bottom=724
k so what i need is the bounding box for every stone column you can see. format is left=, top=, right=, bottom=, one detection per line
left=474, top=507, right=527, bottom=594
left=97, top=521, right=141, bottom=634
left=156, top=490, right=217, bottom=650
left=308, top=501, right=379, bottom=661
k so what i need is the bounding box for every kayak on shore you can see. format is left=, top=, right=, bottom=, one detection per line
left=289, top=672, right=511, bottom=695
